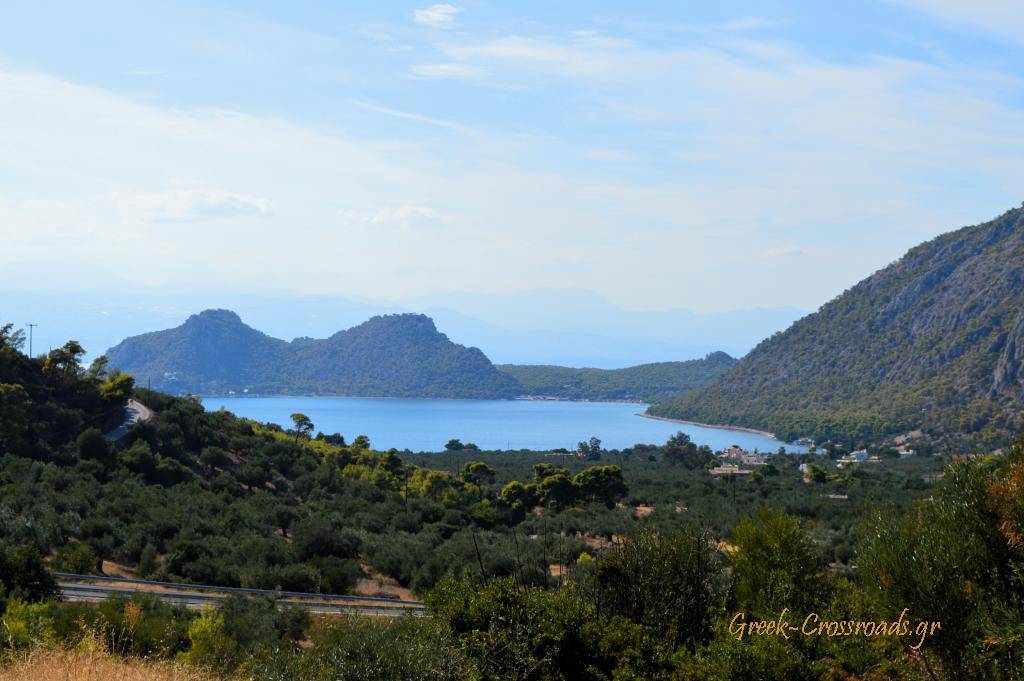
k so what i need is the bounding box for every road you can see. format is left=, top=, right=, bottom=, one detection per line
left=105, top=399, right=154, bottom=441
left=57, top=576, right=426, bottom=618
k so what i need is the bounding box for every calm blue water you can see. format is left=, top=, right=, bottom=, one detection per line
left=202, top=396, right=803, bottom=453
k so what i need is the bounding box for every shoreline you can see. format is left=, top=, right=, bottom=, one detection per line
left=636, top=413, right=781, bottom=441
left=197, top=393, right=646, bottom=405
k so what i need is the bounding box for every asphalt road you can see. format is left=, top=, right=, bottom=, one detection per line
left=58, top=581, right=427, bottom=618
left=105, top=399, right=155, bottom=440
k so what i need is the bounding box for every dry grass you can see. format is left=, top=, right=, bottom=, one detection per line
left=633, top=504, right=654, bottom=518
left=0, top=648, right=223, bottom=681
left=355, top=561, right=416, bottom=601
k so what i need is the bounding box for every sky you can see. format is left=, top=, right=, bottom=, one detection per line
left=1, top=1, right=1023, bottom=314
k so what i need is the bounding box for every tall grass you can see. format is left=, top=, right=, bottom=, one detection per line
left=0, top=647, right=222, bottom=681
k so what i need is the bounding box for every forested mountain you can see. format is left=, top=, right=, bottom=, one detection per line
left=104, top=310, right=731, bottom=401
left=103, top=309, right=286, bottom=394
left=650, top=204, right=1024, bottom=448
left=499, top=352, right=736, bottom=402
left=105, top=310, right=522, bottom=398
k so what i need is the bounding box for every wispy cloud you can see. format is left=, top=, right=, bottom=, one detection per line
left=443, top=36, right=621, bottom=77
left=414, top=4, right=463, bottom=29
left=125, top=69, right=168, bottom=77
left=719, top=17, right=782, bottom=32
left=583, top=148, right=638, bottom=162
left=354, top=100, right=478, bottom=134
left=764, top=245, right=807, bottom=259
left=339, top=205, right=454, bottom=230
left=411, top=63, right=485, bottom=79
left=889, top=0, right=1024, bottom=40
left=2, top=2, right=1024, bottom=313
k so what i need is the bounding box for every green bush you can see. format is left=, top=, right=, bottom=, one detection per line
left=245, top=616, right=465, bottom=681
left=54, top=541, right=101, bottom=574
left=0, top=598, right=56, bottom=651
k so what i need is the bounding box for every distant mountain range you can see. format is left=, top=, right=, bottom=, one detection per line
left=650, top=204, right=1024, bottom=448
left=0, top=289, right=803, bottom=368
left=104, top=310, right=733, bottom=400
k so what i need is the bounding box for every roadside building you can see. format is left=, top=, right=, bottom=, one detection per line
left=739, top=453, right=768, bottom=466
left=837, top=449, right=869, bottom=467
left=709, top=464, right=752, bottom=476
left=720, top=446, right=750, bottom=460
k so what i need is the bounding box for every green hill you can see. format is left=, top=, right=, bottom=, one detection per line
left=649, top=204, right=1024, bottom=449
left=105, top=310, right=521, bottom=398
left=498, top=352, right=736, bottom=402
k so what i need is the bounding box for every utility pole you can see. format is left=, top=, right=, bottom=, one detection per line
left=26, top=323, right=37, bottom=357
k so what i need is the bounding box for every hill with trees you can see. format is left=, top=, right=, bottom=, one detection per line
left=105, top=310, right=522, bottom=398
left=649, top=204, right=1024, bottom=449
left=0, top=327, right=632, bottom=597
left=498, top=351, right=736, bottom=402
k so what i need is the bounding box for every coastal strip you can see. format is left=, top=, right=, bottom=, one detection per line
left=636, top=412, right=780, bottom=441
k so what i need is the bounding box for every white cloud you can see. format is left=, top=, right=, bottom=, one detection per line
left=414, top=4, right=463, bottom=29
left=116, top=189, right=273, bottom=222
left=411, top=63, right=485, bottom=79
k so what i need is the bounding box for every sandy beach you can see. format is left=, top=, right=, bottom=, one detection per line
left=636, top=412, right=780, bottom=441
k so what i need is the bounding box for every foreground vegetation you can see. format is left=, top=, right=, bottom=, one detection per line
left=3, top=325, right=1023, bottom=678
left=5, top=437, right=1024, bottom=680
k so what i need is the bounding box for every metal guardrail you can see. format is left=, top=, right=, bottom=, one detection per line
left=58, top=583, right=425, bottom=617
left=53, top=572, right=425, bottom=609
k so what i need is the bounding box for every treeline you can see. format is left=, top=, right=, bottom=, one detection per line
left=650, top=384, right=1022, bottom=452
left=498, top=351, right=736, bottom=402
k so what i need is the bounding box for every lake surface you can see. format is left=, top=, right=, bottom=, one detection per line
left=202, top=396, right=804, bottom=453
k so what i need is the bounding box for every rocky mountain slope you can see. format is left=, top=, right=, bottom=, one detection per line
left=650, top=204, right=1024, bottom=448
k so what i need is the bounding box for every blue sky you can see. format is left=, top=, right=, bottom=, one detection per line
left=1, top=1, right=1022, bottom=313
